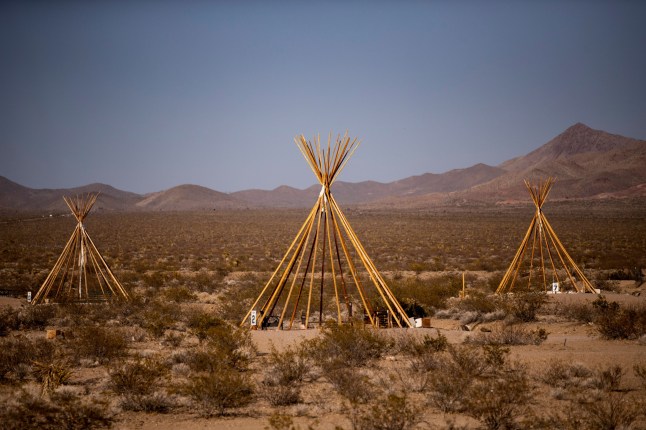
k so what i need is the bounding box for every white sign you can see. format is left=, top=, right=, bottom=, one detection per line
left=27, top=291, right=32, bottom=302
left=250, top=310, right=257, bottom=327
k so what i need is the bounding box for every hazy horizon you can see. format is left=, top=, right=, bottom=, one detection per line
left=2, top=1, right=645, bottom=194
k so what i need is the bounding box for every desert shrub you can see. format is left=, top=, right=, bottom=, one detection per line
left=428, top=344, right=519, bottom=414
left=138, top=300, right=182, bottom=338
left=465, top=370, right=531, bottom=430
left=71, top=325, right=128, bottom=364
left=539, top=361, right=594, bottom=393
left=593, top=365, right=624, bottom=392
left=555, top=301, right=595, bottom=323
left=183, top=367, right=254, bottom=416
left=186, top=309, right=226, bottom=342
left=179, top=323, right=255, bottom=372
left=0, top=337, right=55, bottom=383
left=305, top=322, right=389, bottom=371
left=634, top=363, right=646, bottom=388
left=32, top=359, right=73, bottom=394
left=352, top=393, right=422, bottom=430
left=261, top=344, right=310, bottom=406
left=162, top=285, right=197, bottom=303
left=395, top=332, right=448, bottom=392
left=0, top=389, right=112, bottom=430
left=396, top=331, right=448, bottom=356
left=109, top=356, right=167, bottom=397
left=390, top=275, right=461, bottom=312
left=503, top=291, right=547, bottom=322
left=327, top=367, right=374, bottom=405
left=457, top=291, right=501, bottom=314
left=466, top=324, right=548, bottom=346
left=592, top=296, right=646, bottom=339
left=0, top=306, right=20, bottom=336
left=18, top=304, right=57, bottom=330
left=264, top=344, right=310, bottom=385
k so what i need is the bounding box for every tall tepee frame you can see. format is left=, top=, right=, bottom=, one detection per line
left=496, top=178, right=596, bottom=294
left=32, top=193, right=131, bottom=304
left=241, top=133, right=411, bottom=329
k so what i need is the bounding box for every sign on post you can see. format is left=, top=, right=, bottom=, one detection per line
left=250, top=310, right=257, bottom=327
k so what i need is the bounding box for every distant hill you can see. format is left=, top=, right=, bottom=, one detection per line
left=1, top=123, right=644, bottom=212
left=136, top=184, right=242, bottom=211
left=0, top=177, right=142, bottom=212
left=374, top=123, right=646, bottom=208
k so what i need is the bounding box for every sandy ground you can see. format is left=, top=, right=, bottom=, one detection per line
left=107, top=292, right=645, bottom=430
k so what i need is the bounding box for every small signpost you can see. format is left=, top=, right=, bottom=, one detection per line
left=27, top=291, right=32, bottom=303
left=250, top=310, right=257, bottom=328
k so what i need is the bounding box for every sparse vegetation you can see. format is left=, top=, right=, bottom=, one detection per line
left=0, top=207, right=645, bottom=428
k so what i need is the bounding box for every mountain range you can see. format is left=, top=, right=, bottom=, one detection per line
left=1, top=123, right=645, bottom=212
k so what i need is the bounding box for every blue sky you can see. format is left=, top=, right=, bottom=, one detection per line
left=1, top=1, right=645, bottom=194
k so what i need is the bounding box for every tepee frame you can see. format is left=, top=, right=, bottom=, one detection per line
left=241, top=133, right=411, bottom=329
left=496, top=178, right=596, bottom=294
left=32, top=193, right=131, bottom=304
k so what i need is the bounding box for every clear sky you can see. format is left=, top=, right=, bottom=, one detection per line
left=1, top=1, right=645, bottom=194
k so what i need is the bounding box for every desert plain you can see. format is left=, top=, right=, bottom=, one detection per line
left=0, top=202, right=645, bottom=429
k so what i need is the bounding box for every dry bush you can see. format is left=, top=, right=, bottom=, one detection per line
left=161, top=285, right=197, bottom=303
left=177, top=322, right=256, bottom=373
left=466, top=324, right=548, bottom=346
left=554, top=301, right=595, bottom=323
left=138, top=299, right=182, bottom=338
left=109, top=356, right=169, bottom=411
left=634, top=363, right=646, bottom=388
left=0, top=337, right=55, bottom=383
left=183, top=367, right=254, bottom=417
left=592, top=296, right=646, bottom=339
left=0, top=306, right=20, bottom=336
left=389, top=275, right=461, bottom=313
left=71, top=325, right=128, bottom=364
left=305, top=322, right=389, bottom=372
left=351, top=393, right=423, bottom=430
left=502, top=290, right=547, bottom=322
left=261, top=344, right=310, bottom=406
left=539, top=360, right=595, bottom=394
left=465, top=370, right=531, bottom=430
left=395, top=331, right=447, bottom=392
left=18, top=304, right=57, bottom=330
left=456, top=291, right=502, bottom=314
left=186, top=309, right=226, bottom=342
left=327, top=367, right=375, bottom=405
left=0, top=389, right=113, bottom=430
